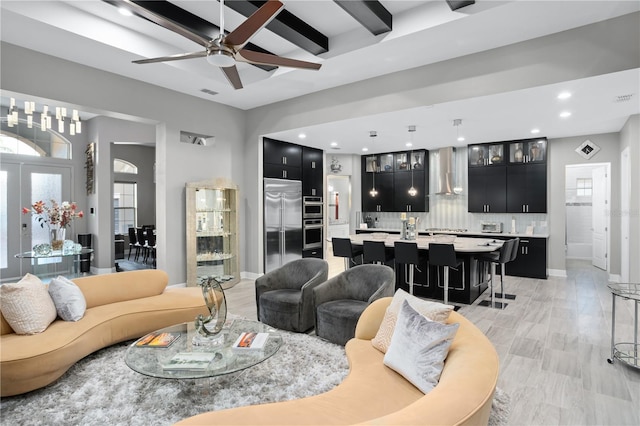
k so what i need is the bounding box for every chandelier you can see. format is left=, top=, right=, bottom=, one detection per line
left=6, top=97, right=82, bottom=135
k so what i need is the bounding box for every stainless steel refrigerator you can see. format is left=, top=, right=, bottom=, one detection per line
left=264, top=178, right=302, bottom=273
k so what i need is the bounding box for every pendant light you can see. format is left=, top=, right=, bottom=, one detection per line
left=407, top=125, right=417, bottom=197
left=369, top=131, right=378, bottom=197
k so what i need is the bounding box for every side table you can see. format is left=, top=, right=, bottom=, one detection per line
left=606, top=282, right=639, bottom=369
left=15, top=248, right=94, bottom=280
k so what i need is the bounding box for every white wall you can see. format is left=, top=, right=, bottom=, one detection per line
left=620, top=114, right=640, bottom=281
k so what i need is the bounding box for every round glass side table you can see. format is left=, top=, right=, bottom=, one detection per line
left=606, top=282, right=639, bottom=369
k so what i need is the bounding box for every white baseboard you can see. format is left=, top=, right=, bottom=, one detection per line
left=90, top=266, right=115, bottom=275
left=548, top=269, right=567, bottom=277
left=241, top=271, right=261, bottom=281
left=608, top=274, right=621, bottom=283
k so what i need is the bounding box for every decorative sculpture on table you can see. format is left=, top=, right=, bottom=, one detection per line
left=193, top=275, right=228, bottom=346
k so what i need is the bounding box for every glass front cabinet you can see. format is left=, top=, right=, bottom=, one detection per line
left=186, top=178, right=239, bottom=288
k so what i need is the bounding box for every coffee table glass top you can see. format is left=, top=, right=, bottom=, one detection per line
left=125, top=319, right=282, bottom=379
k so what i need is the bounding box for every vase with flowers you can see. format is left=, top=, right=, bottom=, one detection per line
left=22, top=200, right=84, bottom=251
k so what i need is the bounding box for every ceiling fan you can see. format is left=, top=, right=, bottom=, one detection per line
left=123, top=0, right=322, bottom=90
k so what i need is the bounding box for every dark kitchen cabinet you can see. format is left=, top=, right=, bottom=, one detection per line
left=505, top=237, right=547, bottom=279
left=468, top=166, right=506, bottom=213
left=394, top=170, right=428, bottom=212
left=263, top=138, right=302, bottom=180
left=508, top=138, right=547, bottom=164
left=302, top=147, right=323, bottom=196
left=506, top=163, right=547, bottom=213
left=362, top=170, right=394, bottom=212
left=468, top=142, right=506, bottom=167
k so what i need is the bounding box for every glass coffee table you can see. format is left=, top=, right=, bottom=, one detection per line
left=125, top=318, right=283, bottom=379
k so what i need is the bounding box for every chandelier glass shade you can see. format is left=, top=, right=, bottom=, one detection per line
left=6, top=97, right=81, bottom=136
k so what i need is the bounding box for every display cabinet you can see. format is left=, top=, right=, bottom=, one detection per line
left=186, top=178, right=239, bottom=288
left=468, top=142, right=506, bottom=167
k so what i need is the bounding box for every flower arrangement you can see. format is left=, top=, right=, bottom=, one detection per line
left=22, top=200, right=84, bottom=229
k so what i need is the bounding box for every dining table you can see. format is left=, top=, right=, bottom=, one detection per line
left=348, top=233, right=503, bottom=304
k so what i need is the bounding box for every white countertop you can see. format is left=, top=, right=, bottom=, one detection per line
left=349, top=234, right=504, bottom=253
left=356, top=227, right=549, bottom=239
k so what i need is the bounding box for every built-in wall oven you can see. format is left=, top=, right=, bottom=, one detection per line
left=303, top=218, right=323, bottom=250
left=303, top=196, right=323, bottom=218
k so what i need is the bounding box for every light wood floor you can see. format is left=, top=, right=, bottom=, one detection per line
left=225, top=252, right=640, bottom=426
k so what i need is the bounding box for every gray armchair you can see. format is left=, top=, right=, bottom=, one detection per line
left=313, top=264, right=395, bottom=345
left=256, top=258, right=329, bottom=332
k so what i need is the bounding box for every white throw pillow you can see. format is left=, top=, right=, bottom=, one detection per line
left=48, top=276, right=87, bottom=321
left=383, top=300, right=459, bottom=394
left=0, top=273, right=57, bottom=334
left=372, top=288, right=453, bottom=353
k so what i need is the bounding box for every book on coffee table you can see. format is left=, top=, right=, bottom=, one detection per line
left=162, top=352, right=217, bottom=371
left=232, top=332, right=269, bottom=351
left=135, top=331, right=180, bottom=348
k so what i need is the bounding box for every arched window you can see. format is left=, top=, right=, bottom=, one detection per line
left=114, top=158, right=138, bottom=174
left=1, top=118, right=71, bottom=158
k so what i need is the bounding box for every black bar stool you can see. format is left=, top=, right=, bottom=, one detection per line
left=494, top=237, right=519, bottom=301
left=363, top=240, right=395, bottom=267
left=478, top=239, right=515, bottom=309
left=394, top=241, right=427, bottom=295
left=429, top=243, right=463, bottom=305
left=332, top=237, right=363, bottom=270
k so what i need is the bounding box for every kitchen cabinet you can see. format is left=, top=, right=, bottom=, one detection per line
left=468, top=142, right=506, bottom=167
left=505, top=237, right=547, bottom=279
left=468, top=166, right=506, bottom=213
left=185, top=178, right=239, bottom=288
left=264, top=138, right=302, bottom=180
left=362, top=168, right=394, bottom=212
left=361, top=150, right=429, bottom=213
left=508, top=138, right=547, bottom=164
left=506, top=163, right=547, bottom=213
left=302, top=147, right=323, bottom=196
left=302, top=248, right=323, bottom=259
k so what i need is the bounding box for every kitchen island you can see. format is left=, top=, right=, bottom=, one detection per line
left=349, top=233, right=503, bottom=304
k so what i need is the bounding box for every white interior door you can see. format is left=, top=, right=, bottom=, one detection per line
left=591, top=166, right=608, bottom=270
left=620, top=147, right=630, bottom=282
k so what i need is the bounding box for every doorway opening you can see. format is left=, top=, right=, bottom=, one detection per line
left=564, top=163, right=610, bottom=271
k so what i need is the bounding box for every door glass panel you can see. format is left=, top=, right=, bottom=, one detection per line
left=31, top=173, right=62, bottom=246
left=0, top=171, right=7, bottom=268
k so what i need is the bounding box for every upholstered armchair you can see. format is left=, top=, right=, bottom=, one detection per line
left=256, top=258, right=329, bottom=333
left=313, top=264, right=395, bottom=345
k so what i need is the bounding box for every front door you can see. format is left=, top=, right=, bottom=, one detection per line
left=1, top=161, right=72, bottom=282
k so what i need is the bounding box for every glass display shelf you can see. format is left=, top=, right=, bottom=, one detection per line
left=508, top=139, right=547, bottom=164
left=186, top=178, right=239, bottom=288
left=606, top=282, right=639, bottom=370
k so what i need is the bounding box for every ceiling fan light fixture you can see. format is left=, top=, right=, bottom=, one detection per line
left=206, top=50, right=236, bottom=68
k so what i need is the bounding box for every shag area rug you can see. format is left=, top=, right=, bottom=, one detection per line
left=1, top=331, right=510, bottom=425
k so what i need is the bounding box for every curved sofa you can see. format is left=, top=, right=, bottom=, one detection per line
left=177, top=296, right=499, bottom=426
left=1, top=270, right=207, bottom=397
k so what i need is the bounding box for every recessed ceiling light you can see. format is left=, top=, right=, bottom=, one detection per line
left=298, top=133, right=306, bottom=139
left=330, top=142, right=338, bottom=147
left=559, top=111, right=572, bottom=118
left=406, top=142, right=413, bottom=147
left=362, top=147, right=369, bottom=152
left=118, top=7, right=133, bottom=16
left=531, top=128, right=540, bottom=134
left=457, top=136, right=465, bottom=142
left=557, top=91, right=572, bottom=100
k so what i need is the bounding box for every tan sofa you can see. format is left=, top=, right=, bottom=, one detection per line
left=1, top=270, right=207, bottom=397
left=177, top=297, right=499, bottom=426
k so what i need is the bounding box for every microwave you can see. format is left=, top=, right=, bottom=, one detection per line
left=481, top=222, right=503, bottom=233
left=303, top=196, right=323, bottom=218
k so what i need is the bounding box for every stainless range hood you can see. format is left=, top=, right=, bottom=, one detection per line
left=435, top=147, right=458, bottom=195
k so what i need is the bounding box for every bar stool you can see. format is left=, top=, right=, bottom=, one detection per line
left=494, top=237, right=519, bottom=301
left=363, top=240, right=395, bottom=267
left=394, top=241, right=427, bottom=295
left=332, top=237, right=364, bottom=271
left=478, top=239, right=515, bottom=309
left=429, top=243, right=464, bottom=305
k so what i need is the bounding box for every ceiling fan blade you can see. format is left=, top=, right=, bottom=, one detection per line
left=236, top=49, right=321, bottom=70
left=224, top=0, right=284, bottom=49
left=119, top=0, right=210, bottom=48
left=220, top=65, right=243, bottom=90
left=133, top=51, right=207, bottom=64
